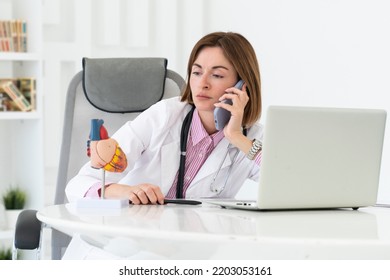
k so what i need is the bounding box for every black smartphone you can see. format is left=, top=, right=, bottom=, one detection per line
left=214, top=80, right=244, bottom=130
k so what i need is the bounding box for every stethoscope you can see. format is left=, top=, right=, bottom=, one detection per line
left=175, top=106, right=247, bottom=198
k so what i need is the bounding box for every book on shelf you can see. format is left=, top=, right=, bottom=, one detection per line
left=0, top=78, right=35, bottom=112
left=17, top=78, right=36, bottom=110
left=0, top=19, right=27, bottom=52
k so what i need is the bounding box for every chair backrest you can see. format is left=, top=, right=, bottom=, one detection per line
left=51, top=57, right=185, bottom=259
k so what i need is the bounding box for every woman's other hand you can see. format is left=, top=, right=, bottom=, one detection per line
left=104, top=183, right=165, bottom=205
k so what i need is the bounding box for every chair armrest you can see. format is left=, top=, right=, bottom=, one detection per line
left=14, top=209, right=42, bottom=250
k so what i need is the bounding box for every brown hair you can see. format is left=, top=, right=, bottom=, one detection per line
left=181, top=31, right=262, bottom=127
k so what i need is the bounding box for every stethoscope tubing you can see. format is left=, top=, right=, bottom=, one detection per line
left=176, top=106, right=247, bottom=198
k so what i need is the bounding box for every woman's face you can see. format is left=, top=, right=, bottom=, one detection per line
left=190, top=46, right=238, bottom=113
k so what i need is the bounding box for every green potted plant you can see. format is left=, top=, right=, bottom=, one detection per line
left=2, top=186, right=26, bottom=210
left=0, top=247, right=12, bottom=260
left=2, top=186, right=27, bottom=229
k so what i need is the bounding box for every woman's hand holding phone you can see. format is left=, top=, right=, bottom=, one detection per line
left=214, top=80, right=244, bottom=130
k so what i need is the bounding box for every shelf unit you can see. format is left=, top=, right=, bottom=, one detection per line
left=0, top=0, right=44, bottom=224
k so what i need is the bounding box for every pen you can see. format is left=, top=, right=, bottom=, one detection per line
left=128, top=199, right=202, bottom=205
left=163, top=199, right=202, bottom=205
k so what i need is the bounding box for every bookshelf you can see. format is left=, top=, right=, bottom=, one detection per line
left=0, top=0, right=44, bottom=230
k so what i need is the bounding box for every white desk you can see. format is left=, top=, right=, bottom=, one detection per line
left=37, top=203, right=390, bottom=259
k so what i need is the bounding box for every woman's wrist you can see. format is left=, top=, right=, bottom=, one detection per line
left=227, top=132, right=253, bottom=155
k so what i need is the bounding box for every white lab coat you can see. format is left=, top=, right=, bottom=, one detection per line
left=65, top=96, right=263, bottom=202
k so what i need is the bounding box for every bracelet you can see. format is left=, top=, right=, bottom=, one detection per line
left=246, top=139, right=262, bottom=160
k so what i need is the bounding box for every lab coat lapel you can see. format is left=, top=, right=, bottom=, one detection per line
left=160, top=126, right=181, bottom=193
left=190, top=138, right=232, bottom=186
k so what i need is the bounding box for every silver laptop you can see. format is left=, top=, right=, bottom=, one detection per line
left=206, top=105, right=387, bottom=210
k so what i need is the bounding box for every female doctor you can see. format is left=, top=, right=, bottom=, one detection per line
left=65, top=31, right=263, bottom=206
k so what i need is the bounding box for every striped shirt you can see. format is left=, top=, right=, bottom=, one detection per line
left=165, top=109, right=225, bottom=198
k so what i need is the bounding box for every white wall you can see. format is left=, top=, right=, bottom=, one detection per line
left=42, top=0, right=390, bottom=204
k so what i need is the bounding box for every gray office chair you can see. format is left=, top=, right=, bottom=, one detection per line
left=13, top=57, right=185, bottom=259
